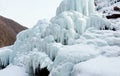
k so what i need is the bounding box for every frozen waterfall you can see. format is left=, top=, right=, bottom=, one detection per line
left=46, top=0, right=111, bottom=45
left=0, top=0, right=118, bottom=76
left=56, top=0, right=95, bottom=16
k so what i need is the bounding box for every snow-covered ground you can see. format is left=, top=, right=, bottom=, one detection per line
left=72, top=56, right=120, bottom=76
left=0, top=64, right=28, bottom=76
left=0, top=0, right=120, bottom=76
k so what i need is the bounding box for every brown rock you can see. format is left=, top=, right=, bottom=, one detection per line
left=106, top=14, right=120, bottom=19
left=0, top=16, right=27, bottom=47
left=113, top=6, right=120, bottom=11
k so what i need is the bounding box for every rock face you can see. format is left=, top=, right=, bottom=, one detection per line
left=114, top=6, right=120, bottom=11
left=106, top=14, right=120, bottom=19
left=105, top=6, right=120, bottom=19
left=95, top=0, right=119, bottom=10
left=95, top=0, right=120, bottom=29
left=0, top=16, right=27, bottom=47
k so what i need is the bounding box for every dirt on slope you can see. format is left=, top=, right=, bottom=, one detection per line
left=0, top=16, right=27, bottom=47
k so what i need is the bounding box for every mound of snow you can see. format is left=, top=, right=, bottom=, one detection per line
left=49, top=44, right=99, bottom=76
left=0, top=64, right=28, bottom=76
left=72, top=56, right=120, bottom=76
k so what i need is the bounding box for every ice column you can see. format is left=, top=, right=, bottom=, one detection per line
left=56, top=0, right=95, bottom=16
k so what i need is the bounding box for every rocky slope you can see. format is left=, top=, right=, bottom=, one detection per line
left=95, top=0, right=120, bottom=29
left=0, top=16, right=27, bottom=47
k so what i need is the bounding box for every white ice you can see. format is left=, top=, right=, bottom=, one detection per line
left=0, top=0, right=120, bottom=76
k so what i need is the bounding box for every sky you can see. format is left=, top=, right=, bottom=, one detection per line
left=0, top=0, right=62, bottom=28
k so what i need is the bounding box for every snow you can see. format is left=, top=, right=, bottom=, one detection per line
left=72, top=56, right=120, bottom=76
left=99, top=46, right=120, bottom=57
left=0, top=64, right=28, bottom=76
left=49, top=44, right=99, bottom=76
left=49, top=28, right=120, bottom=76
left=95, top=0, right=118, bottom=10
left=96, top=0, right=120, bottom=29
left=75, top=28, right=120, bottom=47
left=49, top=62, right=74, bottom=76
left=52, top=44, right=99, bottom=65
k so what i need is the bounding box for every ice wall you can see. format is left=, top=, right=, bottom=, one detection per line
left=0, top=0, right=112, bottom=64
left=56, top=0, right=95, bottom=16
left=48, top=0, right=111, bottom=45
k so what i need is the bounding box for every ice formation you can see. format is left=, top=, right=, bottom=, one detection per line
left=56, top=0, right=95, bottom=16
left=0, top=46, right=12, bottom=68
left=0, top=0, right=120, bottom=76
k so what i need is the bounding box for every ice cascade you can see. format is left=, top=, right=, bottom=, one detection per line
left=44, top=0, right=111, bottom=45
left=56, top=0, right=95, bottom=16
left=0, top=0, right=117, bottom=76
